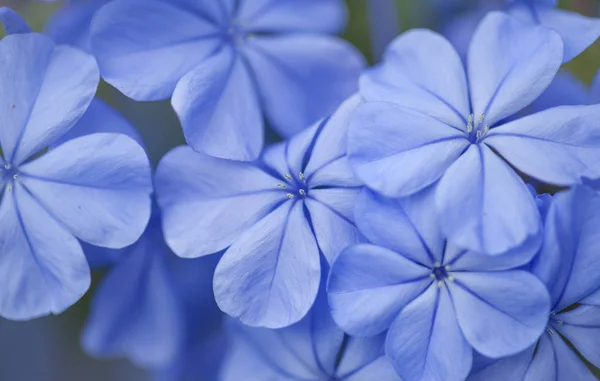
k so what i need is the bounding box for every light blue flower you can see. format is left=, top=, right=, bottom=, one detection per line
left=220, top=294, right=401, bottom=381
left=0, top=9, right=152, bottom=320
left=469, top=186, right=600, bottom=381
left=89, top=0, right=365, bottom=161
left=156, top=96, right=363, bottom=329
left=444, top=0, right=600, bottom=61
left=349, top=12, right=600, bottom=255
left=327, top=187, right=550, bottom=381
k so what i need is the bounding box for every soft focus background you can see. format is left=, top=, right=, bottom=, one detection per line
left=0, top=0, right=598, bottom=380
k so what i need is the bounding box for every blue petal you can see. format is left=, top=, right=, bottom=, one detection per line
left=449, top=271, right=550, bottom=358
left=0, top=7, right=31, bottom=34
left=485, top=105, right=600, bottom=186
left=354, top=188, right=443, bottom=265
left=0, top=33, right=99, bottom=164
left=337, top=334, right=402, bottom=381
left=468, top=12, right=563, bottom=126
left=328, top=244, right=431, bottom=337
left=89, top=0, right=220, bottom=101
left=511, top=5, right=600, bottom=63
left=436, top=144, right=541, bottom=255
left=591, top=69, right=600, bottom=104
left=306, top=188, right=362, bottom=263
left=386, top=286, right=472, bottom=381
left=238, top=0, right=347, bottom=34
left=360, top=29, right=470, bottom=127
left=467, top=347, right=535, bottom=381
left=242, top=35, right=364, bottom=137
left=155, top=146, right=285, bottom=258
left=52, top=98, right=144, bottom=148
left=558, top=305, right=600, bottom=368
left=304, top=95, right=362, bottom=182
left=44, top=0, right=107, bottom=51
left=172, top=47, right=263, bottom=161
left=0, top=186, right=89, bottom=320
left=20, top=133, right=152, bottom=249
left=528, top=71, right=591, bottom=114
left=533, top=186, right=600, bottom=310
left=168, top=0, right=235, bottom=24
left=214, top=202, right=321, bottom=328
left=522, top=334, right=556, bottom=380
left=348, top=102, right=469, bottom=198
left=81, top=227, right=184, bottom=368
left=550, top=332, right=598, bottom=380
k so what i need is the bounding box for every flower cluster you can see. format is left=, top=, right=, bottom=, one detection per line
left=2, top=1, right=600, bottom=380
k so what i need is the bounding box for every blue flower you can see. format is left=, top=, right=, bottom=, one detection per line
left=220, top=294, right=401, bottom=381
left=469, top=186, right=600, bottom=381
left=89, top=0, right=365, bottom=161
left=82, top=210, right=225, bottom=377
left=0, top=11, right=152, bottom=320
left=444, top=0, right=600, bottom=61
left=327, top=188, right=550, bottom=381
left=350, top=12, right=600, bottom=255
left=156, top=96, right=363, bottom=328
left=45, top=0, right=111, bottom=51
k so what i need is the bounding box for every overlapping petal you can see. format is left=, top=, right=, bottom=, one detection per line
left=172, top=47, right=263, bottom=161
left=243, top=35, right=363, bottom=137
left=348, top=102, right=469, bottom=198
left=436, top=144, right=541, bottom=255
left=155, top=146, right=285, bottom=258
left=0, top=33, right=98, bottom=164
left=468, top=12, right=563, bottom=126
left=19, top=133, right=152, bottom=249
left=214, top=202, right=320, bottom=328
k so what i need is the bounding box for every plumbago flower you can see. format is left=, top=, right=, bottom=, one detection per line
left=443, top=0, right=600, bottom=61
left=0, top=9, right=152, bottom=320
left=156, top=96, right=362, bottom=328
left=90, top=0, right=365, bottom=161
left=327, top=188, right=550, bottom=381
left=469, top=186, right=600, bottom=381
left=349, top=12, right=600, bottom=255
left=220, top=294, right=401, bottom=381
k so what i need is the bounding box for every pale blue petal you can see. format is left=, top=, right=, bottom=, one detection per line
left=354, top=188, right=443, bottom=265
left=486, top=105, right=600, bottom=186
left=90, top=0, right=220, bottom=101
left=243, top=35, right=364, bottom=137
left=522, top=334, right=556, bottom=381
left=155, top=146, right=285, bottom=258
left=0, top=33, right=98, bottom=164
left=558, top=305, right=600, bottom=368
left=44, top=0, right=107, bottom=51
left=0, top=7, right=31, bottom=34
left=343, top=355, right=402, bottom=381
left=348, top=102, right=469, bottom=198
left=361, top=29, right=470, bottom=127
left=436, top=144, right=541, bottom=255
left=52, top=98, right=144, bottom=148
left=511, top=5, right=600, bottom=63
left=467, top=347, right=535, bottom=381
left=328, top=244, right=431, bottom=337
left=81, top=232, right=184, bottom=368
left=20, top=133, right=152, bottom=249
left=336, top=334, right=384, bottom=378
left=172, top=47, right=262, bottom=161
left=238, top=0, right=347, bottom=34
left=386, top=286, right=472, bottom=381
left=214, top=202, right=320, bottom=328
left=306, top=189, right=361, bottom=264
left=0, top=186, right=89, bottom=320
left=449, top=271, right=550, bottom=358
left=550, top=332, right=598, bottom=381
left=528, top=71, right=591, bottom=113
left=468, top=12, right=563, bottom=126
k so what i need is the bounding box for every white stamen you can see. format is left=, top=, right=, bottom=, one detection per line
left=547, top=328, right=555, bottom=336
left=299, top=189, right=306, bottom=196
left=448, top=276, right=455, bottom=282
left=476, top=130, right=483, bottom=138
left=437, top=281, right=444, bottom=288
left=299, top=172, right=305, bottom=181
left=479, top=114, right=485, bottom=123
left=430, top=273, right=436, bottom=279
left=4, top=164, right=11, bottom=170
left=277, top=184, right=287, bottom=189
left=484, top=125, right=490, bottom=134
left=284, top=173, right=293, bottom=180
left=287, top=193, right=294, bottom=199
left=445, top=265, right=451, bottom=271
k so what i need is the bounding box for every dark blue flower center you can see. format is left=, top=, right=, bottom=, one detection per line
left=1, top=163, right=19, bottom=184
left=277, top=172, right=308, bottom=200
left=222, top=19, right=248, bottom=45
left=466, top=113, right=490, bottom=144
left=432, top=265, right=449, bottom=281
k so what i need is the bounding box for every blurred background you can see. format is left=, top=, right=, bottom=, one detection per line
left=0, top=0, right=599, bottom=380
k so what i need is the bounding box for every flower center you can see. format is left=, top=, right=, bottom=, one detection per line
left=277, top=172, right=308, bottom=199
left=1, top=163, right=19, bottom=184
left=466, top=113, right=490, bottom=143
left=430, top=264, right=455, bottom=287
left=546, top=311, right=564, bottom=336
left=223, top=19, right=248, bottom=45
